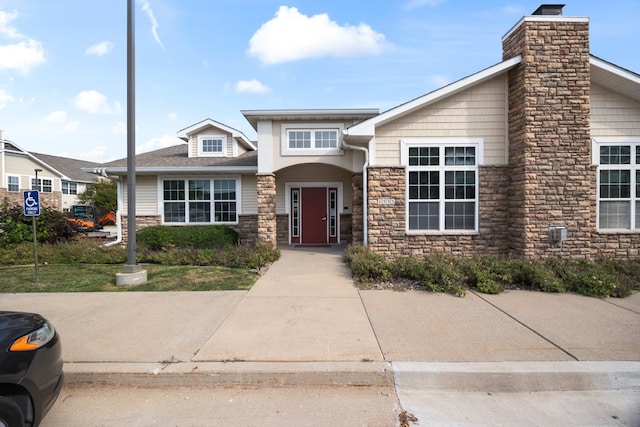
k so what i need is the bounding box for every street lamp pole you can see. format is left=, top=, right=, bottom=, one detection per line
left=33, top=168, right=42, bottom=283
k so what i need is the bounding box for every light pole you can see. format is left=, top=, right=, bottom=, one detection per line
left=33, top=168, right=42, bottom=283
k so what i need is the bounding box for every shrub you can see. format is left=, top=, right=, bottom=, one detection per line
left=136, top=225, right=239, bottom=250
left=344, top=245, right=392, bottom=283
left=462, top=256, right=513, bottom=295
left=549, top=259, right=619, bottom=298
left=511, top=259, right=566, bottom=293
left=0, top=202, right=75, bottom=247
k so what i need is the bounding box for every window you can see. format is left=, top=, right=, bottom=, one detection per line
left=162, top=178, right=237, bottom=224
left=198, top=135, right=226, bottom=157
left=597, top=142, right=640, bottom=230
left=62, top=182, right=77, bottom=195
left=287, top=129, right=338, bottom=149
left=403, top=140, right=480, bottom=232
left=7, top=176, right=19, bottom=192
left=31, top=178, right=52, bottom=193
left=281, top=124, right=343, bottom=155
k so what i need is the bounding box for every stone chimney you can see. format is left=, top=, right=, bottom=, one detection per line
left=502, top=5, right=593, bottom=259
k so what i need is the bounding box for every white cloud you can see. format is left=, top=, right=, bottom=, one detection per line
left=137, top=0, right=165, bottom=50
left=167, top=112, right=177, bottom=121
left=79, top=146, right=109, bottom=162
left=45, top=110, right=67, bottom=124
left=248, top=6, right=388, bottom=64
left=0, top=88, right=14, bottom=108
left=86, top=41, right=114, bottom=57
left=428, top=74, right=451, bottom=87
left=235, top=79, right=271, bottom=94
left=75, top=90, right=121, bottom=114
left=0, top=10, right=46, bottom=73
left=137, top=134, right=182, bottom=153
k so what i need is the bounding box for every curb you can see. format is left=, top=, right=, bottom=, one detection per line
left=63, top=361, right=395, bottom=388
left=393, top=361, right=640, bottom=392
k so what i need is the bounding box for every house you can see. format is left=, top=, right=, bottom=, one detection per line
left=28, top=153, right=101, bottom=212
left=0, top=131, right=102, bottom=211
left=97, top=5, right=640, bottom=260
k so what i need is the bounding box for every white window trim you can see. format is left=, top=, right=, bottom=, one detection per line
left=31, top=176, right=53, bottom=193
left=7, top=175, right=19, bottom=192
left=594, top=138, right=640, bottom=232
left=281, top=123, right=344, bottom=156
left=197, top=134, right=227, bottom=157
left=401, top=138, right=483, bottom=234
left=157, top=176, right=241, bottom=225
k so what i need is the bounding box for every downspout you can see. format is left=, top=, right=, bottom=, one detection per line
left=93, top=167, right=123, bottom=247
left=340, top=135, right=369, bottom=246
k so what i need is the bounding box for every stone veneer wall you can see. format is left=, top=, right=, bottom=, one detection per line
left=1, top=190, right=62, bottom=211
left=120, top=215, right=161, bottom=244
left=276, top=214, right=289, bottom=245
left=503, top=19, right=593, bottom=259
left=366, top=166, right=512, bottom=259
left=256, top=173, right=277, bottom=247
left=351, top=173, right=364, bottom=245
left=233, top=215, right=258, bottom=244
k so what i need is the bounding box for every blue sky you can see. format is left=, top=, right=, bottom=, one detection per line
left=1, top=0, right=639, bottom=163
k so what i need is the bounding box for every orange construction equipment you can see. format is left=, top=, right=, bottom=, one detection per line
left=66, top=205, right=116, bottom=232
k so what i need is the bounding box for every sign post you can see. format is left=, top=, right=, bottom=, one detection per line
left=23, top=189, right=41, bottom=283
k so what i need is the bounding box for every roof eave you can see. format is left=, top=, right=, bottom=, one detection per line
left=83, top=166, right=258, bottom=176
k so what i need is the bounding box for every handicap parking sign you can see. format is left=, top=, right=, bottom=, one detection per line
left=23, top=190, right=40, bottom=216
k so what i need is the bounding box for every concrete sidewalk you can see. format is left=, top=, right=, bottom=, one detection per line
left=3, top=246, right=640, bottom=424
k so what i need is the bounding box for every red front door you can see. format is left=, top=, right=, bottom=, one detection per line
left=301, top=187, right=327, bottom=244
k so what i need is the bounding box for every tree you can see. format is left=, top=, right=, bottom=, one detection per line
left=77, top=180, right=117, bottom=212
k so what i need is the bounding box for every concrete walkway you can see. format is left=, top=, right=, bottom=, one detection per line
left=4, top=245, right=640, bottom=425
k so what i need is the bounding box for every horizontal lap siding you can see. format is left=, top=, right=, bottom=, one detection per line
left=591, top=84, right=640, bottom=137
left=374, top=76, right=508, bottom=166
left=242, top=175, right=258, bottom=214
left=121, top=175, right=158, bottom=215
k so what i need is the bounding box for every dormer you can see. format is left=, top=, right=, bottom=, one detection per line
left=177, top=118, right=256, bottom=158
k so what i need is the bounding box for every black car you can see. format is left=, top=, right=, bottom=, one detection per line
left=0, top=312, right=63, bottom=427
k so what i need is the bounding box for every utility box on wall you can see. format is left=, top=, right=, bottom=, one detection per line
left=549, top=226, right=568, bottom=243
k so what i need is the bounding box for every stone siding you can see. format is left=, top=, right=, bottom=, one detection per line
left=1, top=190, right=62, bottom=211
left=256, top=173, right=277, bottom=246
left=232, top=215, right=258, bottom=244
left=366, top=166, right=512, bottom=259
left=503, top=19, right=594, bottom=259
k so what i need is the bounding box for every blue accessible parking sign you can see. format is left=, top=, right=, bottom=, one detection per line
left=23, top=190, right=40, bottom=216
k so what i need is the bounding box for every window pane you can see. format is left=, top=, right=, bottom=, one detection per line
left=409, top=146, right=438, bottom=166
left=600, top=145, right=631, bottom=165
left=445, top=171, right=475, bottom=200
left=314, top=130, right=337, bottom=148
left=189, top=180, right=210, bottom=201
left=62, top=182, right=69, bottom=194
left=599, top=201, right=630, bottom=229
left=164, top=202, right=185, bottom=223
left=600, top=170, right=630, bottom=199
left=445, top=202, right=475, bottom=230
left=202, top=138, right=223, bottom=153
left=42, top=179, right=52, bottom=193
left=214, top=179, right=236, bottom=201
left=164, top=180, right=185, bottom=201
left=408, top=202, right=439, bottom=230
left=637, top=146, right=640, bottom=165
left=636, top=201, right=640, bottom=230
left=189, top=202, right=211, bottom=223
left=8, top=176, right=19, bottom=192
left=445, top=146, right=475, bottom=165
left=289, top=131, right=311, bottom=148
left=408, top=171, right=438, bottom=200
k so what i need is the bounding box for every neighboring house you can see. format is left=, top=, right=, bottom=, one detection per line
left=29, top=153, right=101, bottom=212
left=95, top=5, right=640, bottom=260
left=0, top=132, right=102, bottom=212
left=0, top=132, right=65, bottom=210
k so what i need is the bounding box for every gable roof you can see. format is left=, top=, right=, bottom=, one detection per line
left=345, top=54, right=640, bottom=140
left=344, top=56, right=522, bottom=139
left=241, top=109, right=379, bottom=130
left=1, top=139, right=67, bottom=179
left=177, top=118, right=256, bottom=151
left=31, top=152, right=101, bottom=183
left=93, top=144, right=257, bottom=176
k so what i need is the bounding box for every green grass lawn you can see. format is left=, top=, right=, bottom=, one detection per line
left=0, top=264, right=258, bottom=292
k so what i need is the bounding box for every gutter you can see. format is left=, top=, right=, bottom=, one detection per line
left=340, top=135, right=369, bottom=246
